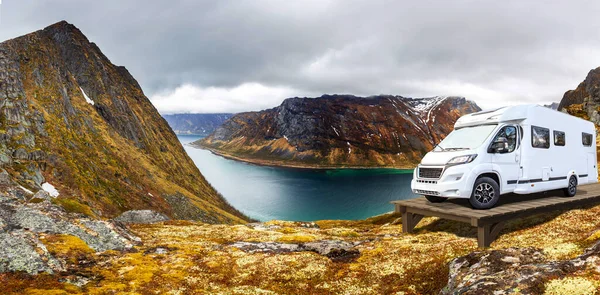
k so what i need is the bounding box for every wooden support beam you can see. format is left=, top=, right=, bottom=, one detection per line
left=477, top=221, right=505, bottom=248
left=395, top=203, right=404, bottom=213
left=402, top=211, right=424, bottom=233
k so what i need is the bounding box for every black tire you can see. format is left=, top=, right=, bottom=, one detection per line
left=425, top=195, right=448, bottom=203
left=469, top=177, right=500, bottom=209
left=563, top=175, right=577, bottom=197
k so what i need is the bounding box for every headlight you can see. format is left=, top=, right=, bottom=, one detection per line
left=447, top=154, right=477, bottom=166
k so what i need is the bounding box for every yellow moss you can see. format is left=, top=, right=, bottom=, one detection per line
left=544, top=277, right=597, bottom=295
left=276, top=234, right=317, bottom=244
left=43, top=234, right=94, bottom=265
left=22, top=290, right=72, bottom=295
left=543, top=243, right=582, bottom=260
left=277, top=227, right=297, bottom=234
left=11, top=202, right=600, bottom=294
left=326, top=228, right=360, bottom=237
left=586, top=230, right=600, bottom=243
left=52, top=198, right=94, bottom=217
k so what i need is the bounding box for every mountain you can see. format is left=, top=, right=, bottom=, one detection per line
left=0, top=21, right=246, bottom=223
left=163, top=113, right=233, bottom=135
left=558, top=66, right=600, bottom=125
left=544, top=102, right=559, bottom=110
left=195, top=95, right=480, bottom=168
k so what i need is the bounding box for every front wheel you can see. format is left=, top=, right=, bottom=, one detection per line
left=563, top=175, right=577, bottom=197
left=425, top=195, right=448, bottom=203
left=469, top=177, right=500, bottom=209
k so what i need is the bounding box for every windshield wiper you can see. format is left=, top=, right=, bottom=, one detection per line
left=434, top=144, right=446, bottom=151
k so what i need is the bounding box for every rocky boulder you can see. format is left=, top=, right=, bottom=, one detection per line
left=230, top=239, right=361, bottom=262
left=114, top=210, right=170, bottom=224
left=0, top=178, right=140, bottom=274
left=442, top=243, right=600, bottom=294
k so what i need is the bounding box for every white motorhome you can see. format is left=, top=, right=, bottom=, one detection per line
left=411, top=104, right=598, bottom=209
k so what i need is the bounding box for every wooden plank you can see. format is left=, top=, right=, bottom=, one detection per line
left=406, top=207, right=472, bottom=224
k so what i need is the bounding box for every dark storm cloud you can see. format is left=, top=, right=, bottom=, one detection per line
left=1, top=0, right=600, bottom=113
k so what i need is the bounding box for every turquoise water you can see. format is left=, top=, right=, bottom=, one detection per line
left=178, top=135, right=418, bottom=221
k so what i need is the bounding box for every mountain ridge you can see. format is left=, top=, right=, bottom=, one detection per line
left=0, top=20, right=246, bottom=223
left=195, top=94, right=480, bottom=168
left=559, top=66, right=600, bottom=125
left=163, top=113, right=233, bottom=135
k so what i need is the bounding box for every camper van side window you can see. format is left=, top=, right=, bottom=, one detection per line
left=583, top=133, right=593, bottom=147
left=553, top=131, right=565, bottom=146
left=531, top=126, right=550, bottom=149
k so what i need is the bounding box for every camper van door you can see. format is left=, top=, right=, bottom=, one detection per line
left=491, top=125, right=521, bottom=193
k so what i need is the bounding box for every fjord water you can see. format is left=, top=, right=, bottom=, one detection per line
left=179, top=135, right=418, bottom=221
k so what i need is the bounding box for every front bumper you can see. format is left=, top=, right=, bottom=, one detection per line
left=411, top=165, right=473, bottom=199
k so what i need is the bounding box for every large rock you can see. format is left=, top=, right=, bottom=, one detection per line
left=230, top=240, right=360, bottom=262
left=114, top=210, right=170, bottom=224
left=0, top=231, right=63, bottom=274
left=442, top=244, right=600, bottom=294
left=0, top=182, right=140, bottom=274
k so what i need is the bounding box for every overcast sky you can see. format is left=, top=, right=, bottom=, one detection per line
left=1, top=1, right=600, bottom=113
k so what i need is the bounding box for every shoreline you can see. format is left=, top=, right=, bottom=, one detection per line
left=188, top=143, right=415, bottom=171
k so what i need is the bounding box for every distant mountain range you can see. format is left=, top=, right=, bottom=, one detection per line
left=544, top=102, right=559, bottom=110
left=194, top=95, right=480, bottom=168
left=163, top=113, right=233, bottom=135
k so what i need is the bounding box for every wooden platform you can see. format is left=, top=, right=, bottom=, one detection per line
left=392, top=184, right=600, bottom=248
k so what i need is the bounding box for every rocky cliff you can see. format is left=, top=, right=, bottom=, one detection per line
left=163, top=113, right=233, bottom=135
left=558, top=66, right=600, bottom=124
left=0, top=21, right=246, bottom=223
left=195, top=95, right=480, bottom=168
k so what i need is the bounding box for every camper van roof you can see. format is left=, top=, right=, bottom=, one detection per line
left=454, top=104, right=558, bottom=128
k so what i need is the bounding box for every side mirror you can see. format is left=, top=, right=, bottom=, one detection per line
left=490, top=137, right=508, bottom=153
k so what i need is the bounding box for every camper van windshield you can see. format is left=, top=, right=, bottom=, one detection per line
left=435, top=124, right=497, bottom=151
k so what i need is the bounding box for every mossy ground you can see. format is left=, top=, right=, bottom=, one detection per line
left=4, top=203, right=600, bottom=294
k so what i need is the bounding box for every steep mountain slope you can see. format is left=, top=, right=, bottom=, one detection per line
left=0, top=21, right=246, bottom=223
left=559, top=66, right=600, bottom=125
left=163, top=113, right=233, bottom=135
left=195, top=95, right=480, bottom=168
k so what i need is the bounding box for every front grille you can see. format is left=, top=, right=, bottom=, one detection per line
left=418, top=167, right=443, bottom=179
left=415, top=189, right=440, bottom=196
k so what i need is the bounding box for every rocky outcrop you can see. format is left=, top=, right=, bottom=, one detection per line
left=163, top=113, right=233, bottom=135
left=0, top=21, right=247, bottom=223
left=558, top=66, right=600, bottom=124
left=113, top=210, right=170, bottom=224
left=0, top=171, right=139, bottom=274
left=196, top=95, right=480, bottom=168
left=230, top=240, right=360, bottom=262
left=443, top=243, right=600, bottom=294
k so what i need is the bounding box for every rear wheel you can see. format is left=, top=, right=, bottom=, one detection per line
left=563, top=175, right=577, bottom=197
left=469, top=177, right=500, bottom=209
left=425, top=195, right=447, bottom=203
